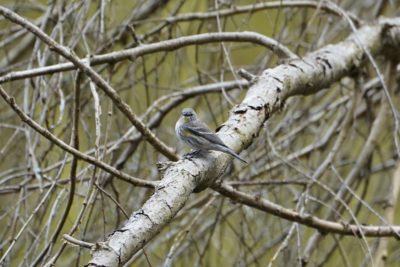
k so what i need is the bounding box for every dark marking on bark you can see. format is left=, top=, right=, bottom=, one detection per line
left=272, top=76, right=283, bottom=83
left=163, top=200, right=173, bottom=214
left=112, top=229, right=128, bottom=235
left=137, top=209, right=155, bottom=224
left=183, top=154, right=201, bottom=167
left=156, top=185, right=166, bottom=191
left=84, top=264, right=107, bottom=267
left=233, top=107, right=247, bottom=114
left=117, top=248, right=122, bottom=264
left=321, top=63, right=326, bottom=76
left=248, top=105, right=263, bottom=111
left=288, top=63, right=305, bottom=72
left=320, top=57, right=332, bottom=69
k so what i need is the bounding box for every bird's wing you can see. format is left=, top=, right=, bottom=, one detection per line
left=183, top=121, right=227, bottom=147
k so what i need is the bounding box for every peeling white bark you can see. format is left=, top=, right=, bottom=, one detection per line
left=87, top=18, right=400, bottom=267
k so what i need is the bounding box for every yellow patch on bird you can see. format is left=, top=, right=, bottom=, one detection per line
left=180, top=127, right=192, bottom=137
left=183, top=116, right=191, bottom=123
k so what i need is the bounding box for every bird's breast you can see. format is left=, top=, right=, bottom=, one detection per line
left=175, top=118, right=188, bottom=139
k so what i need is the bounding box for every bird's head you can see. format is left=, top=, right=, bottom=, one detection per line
left=181, top=108, right=197, bottom=122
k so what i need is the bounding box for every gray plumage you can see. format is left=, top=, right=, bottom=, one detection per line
left=175, top=108, right=247, bottom=163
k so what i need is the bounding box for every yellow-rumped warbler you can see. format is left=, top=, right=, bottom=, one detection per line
left=175, top=108, right=247, bottom=163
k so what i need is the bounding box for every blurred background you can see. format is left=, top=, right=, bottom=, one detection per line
left=0, top=0, right=400, bottom=266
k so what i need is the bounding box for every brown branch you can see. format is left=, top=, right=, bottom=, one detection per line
left=211, top=183, right=400, bottom=237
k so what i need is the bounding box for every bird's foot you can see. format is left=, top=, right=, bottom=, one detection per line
left=183, top=150, right=203, bottom=159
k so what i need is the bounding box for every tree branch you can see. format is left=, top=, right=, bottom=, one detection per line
left=0, top=32, right=295, bottom=84
left=212, top=183, right=400, bottom=237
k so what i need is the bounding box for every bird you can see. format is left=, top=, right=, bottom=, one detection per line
left=175, top=108, right=247, bottom=163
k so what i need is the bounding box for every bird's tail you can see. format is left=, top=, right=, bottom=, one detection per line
left=217, top=145, right=247, bottom=164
